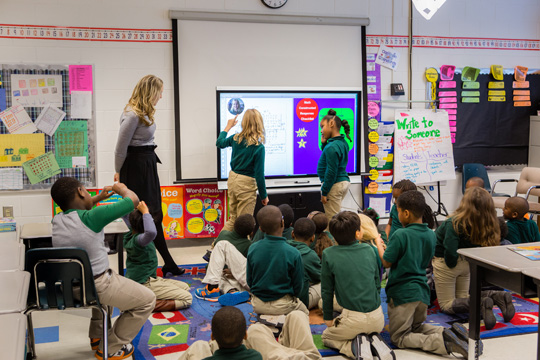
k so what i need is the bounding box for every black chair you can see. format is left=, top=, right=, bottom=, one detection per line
left=24, top=247, right=109, bottom=360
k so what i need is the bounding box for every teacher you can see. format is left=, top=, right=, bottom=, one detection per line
left=114, top=75, right=183, bottom=276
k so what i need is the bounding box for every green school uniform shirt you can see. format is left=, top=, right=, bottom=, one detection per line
left=434, top=218, right=478, bottom=268
left=383, top=223, right=435, bottom=307
left=216, top=131, right=267, bottom=199
left=124, top=231, right=158, bottom=284
left=214, top=230, right=252, bottom=257
left=246, top=235, right=304, bottom=302
left=506, top=218, right=540, bottom=244
left=317, top=135, right=350, bottom=196
left=388, top=204, right=402, bottom=240
left=321, top=242, right=381, bottom=320
left=287, top=240, right=322, bottom=307
left=309, top=231, right=335, bottom=250
left=203, top=345, right=262, bottom=360
left=252, top=226, right=293, bottom=243
left=378, top=229, right=388, bottom=244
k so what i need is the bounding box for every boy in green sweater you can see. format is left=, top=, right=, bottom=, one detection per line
left=376, top=191, right=468, bottom=358
left=247, top=205, right=308, bottom=315
left=503, top=196, right=540, bottom=244
left=179, top=306, right=262, bottom=360
left=288, top=217, right=321, bottom=309
left=321, top=211, right=391, bottom=360
left=123, top=201, right=192, bottom=312
left=252, top=203, right=295, bottom=242
left=385, top=179, right=416, bottom=240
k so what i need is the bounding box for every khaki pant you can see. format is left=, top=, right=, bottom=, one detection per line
left=308, top=283, right=321, bottom=309
left=246, top=311, right=322, bottom=360
left=318, top=295, right=344, bottom=313
left=387, top=300, right=446, bottom=355
left=178, top=340, right=219, bottom=360
left=90, top=269, right=156, bottom=353
left=323, top=181, right=350, bottom=222
left=432, top=256, right=470, bottom=313
left=322, top=306, right=384, bottom=358
left=202, top=240, right=249, bottom=293
left=144, top=276, right=192, bottom=309
left=252, top=294, right=309, bottom=316
left=223, top=171, right=258, bottom=232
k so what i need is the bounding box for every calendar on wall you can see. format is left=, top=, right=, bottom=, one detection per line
left=0, top=64, right=96, bottom=190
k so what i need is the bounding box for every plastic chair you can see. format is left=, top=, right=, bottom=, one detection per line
left=462, top=163, right=492, bottom=194
left=24, top=247, right=109, bottom=360
left=491, top=167, right=540, bottom=217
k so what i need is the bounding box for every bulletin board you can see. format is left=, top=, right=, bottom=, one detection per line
left=0, top=64, right=96, bottom=190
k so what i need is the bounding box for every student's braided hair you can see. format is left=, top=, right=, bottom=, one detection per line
left=322, top=109, right=352, bottom=142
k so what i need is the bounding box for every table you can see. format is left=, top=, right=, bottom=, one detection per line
left=458, top=243, right=540, bottom=360
left=521, top=268, right=540, bottom=360
left=0, top=271, right=30, bottom=314
left=20, top=221, right=129, bottom=275
left=0, top=313, right=27, bottom=360
left=0, top=242, right=25, bottom=271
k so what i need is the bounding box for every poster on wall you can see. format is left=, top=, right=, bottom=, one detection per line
left=183, top=184, right=226, bottom=238
left=11, top=74, right=63, bottom=107
left=394, top=109, right=455, bottom=185
left=161, top=185, right=185, bottom=240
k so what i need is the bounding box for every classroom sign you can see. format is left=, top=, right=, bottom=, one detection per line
left=161, top=185, right=185, bottom=240
left=393, top=109, right=455, bottom=185
left=183, top=184, right=226, bottom=238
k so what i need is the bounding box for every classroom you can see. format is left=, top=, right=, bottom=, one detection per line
left=1, top=0, right=540, bottom=359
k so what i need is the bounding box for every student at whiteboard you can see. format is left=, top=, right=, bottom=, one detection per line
left=216, top=109, right=269, bottom=233
left=114, top=75, right=183, bottom=276
left=317, top=109, right=351, bottom=222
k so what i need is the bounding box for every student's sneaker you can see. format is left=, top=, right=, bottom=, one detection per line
left=218, top=291, right=250, bottom=306
left=368, top=333, right=395, bottom=360
left=194, top=285, right=220, bottom=302
left=483, top=290, right=515, bottom=322
left=442, top=328, right=468, bottom=358
left=95, top=343, right=134, bottom=360
left=202, top=250, right=212, bottom=262
left=451, top=322, right=483, bottom=355
left=90, top=338, right=100, bottom=351
left=480, top=296, right=497, bottom=330
left=257, top=314, right=286, bottom=328
left=351, top=334, right=373, bottom=360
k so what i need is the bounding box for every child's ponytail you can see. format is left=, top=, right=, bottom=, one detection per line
left=322, top=109, right=352, bottom=142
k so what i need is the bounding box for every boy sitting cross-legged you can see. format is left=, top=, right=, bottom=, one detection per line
left=123, top=201, right=192, bottom=312
left=51, top=177, right=155, bottom=360
left=321, top=211, right=393, bottom=360
left=375, top=190, right=469, bottom=358
left=288, top=217, right=322, bottom=309
left=503, top=196, right=540, bottom=244
left=247, top=205, right=308, bottom=316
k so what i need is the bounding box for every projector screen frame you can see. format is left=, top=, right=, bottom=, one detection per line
left=215, top=87, right=365, bottom=190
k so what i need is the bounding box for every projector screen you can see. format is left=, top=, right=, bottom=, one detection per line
left=217, top=89, right=362, bottom=181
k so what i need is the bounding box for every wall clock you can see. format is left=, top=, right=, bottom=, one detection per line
left=262, top=0, right=287, bottom=9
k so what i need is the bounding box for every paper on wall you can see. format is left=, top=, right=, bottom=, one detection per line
left=0, top=133, right=45, bottom=167
left=0, top=168, right=23, bottom=190
left=375, top=45, right=401, bottom=71
left=34, top=104, right=66, bottom=136
left=0, top=105, right=37, bottom=134
left=70, top=91, right=92, bottom=119
left=11, top=74, right=63, bottom=107
left=22, top=152, right=61, bottom=184
left=368, top=197, right=387, bottom=217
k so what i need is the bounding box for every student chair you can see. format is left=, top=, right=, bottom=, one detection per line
left=24, top=247, right=109, bottom=360
left=462, top=163, right=492, bottom=194
left=491, top=167, right=540, bottom=218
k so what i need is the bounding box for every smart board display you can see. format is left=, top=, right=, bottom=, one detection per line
left=217, top=90, right=361, bottom=180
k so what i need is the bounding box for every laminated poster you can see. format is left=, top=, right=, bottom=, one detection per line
left=0, top=133, right=45, bottom=167
left=11, top=74, right=63, bottom=107
left=22, top=152, right=61, bottom=184
left=54, top=121, right=88, bottom=169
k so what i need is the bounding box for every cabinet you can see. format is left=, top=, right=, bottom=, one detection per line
left=530, top=116, right=540, bottom=167
left=253, top=190, right=324, bottom=227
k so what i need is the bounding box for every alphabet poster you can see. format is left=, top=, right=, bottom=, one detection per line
left=394, top=109, right=455, bottom=185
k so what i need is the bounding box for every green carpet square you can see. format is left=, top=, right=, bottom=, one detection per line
left=148, top=324, right=189, bottom=345
left=312, top=334, right=330, bottom=350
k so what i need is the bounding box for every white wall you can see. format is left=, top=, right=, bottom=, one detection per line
left=0, top=0, right=538, bottom=225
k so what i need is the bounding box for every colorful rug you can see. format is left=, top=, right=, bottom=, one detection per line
left=132, top=264, right=540, bottom=359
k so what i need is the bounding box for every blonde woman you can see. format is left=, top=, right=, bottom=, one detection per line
left=217, top=109, right=268, bottom=233
left=114, top=75, right=183, bottom=276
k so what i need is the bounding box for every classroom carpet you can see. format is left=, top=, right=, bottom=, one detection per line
left=131, top=264, right=540, bottom=359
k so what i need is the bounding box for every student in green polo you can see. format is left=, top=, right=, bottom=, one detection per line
left=247, top=205, right=308, bottom=316
left=376, top=191, right=468, bottom=358
left=288, top=217, right=321, bottom=309
left=123, top=201, right=192, bottom=312
left=321, top=211, right=391, bottom=360
left=251, top=204, right=295, bottom=242
left=503, top=196, right=540, bottom=244
left=317, top=109, right=352, bottom=222
left=178, top=307, right=262, bottom=360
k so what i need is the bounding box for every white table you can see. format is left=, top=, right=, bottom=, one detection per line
left=458, top=242, right=540, bottom=360
left=0, top=313, right=27, bottom=359
left=0, top=242, right=25, bottom=271
left=20, top=221, right=129, bottom=275
left=0, top=271, right=30, bottom=314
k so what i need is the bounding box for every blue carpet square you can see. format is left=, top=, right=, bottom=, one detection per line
left=35, top=326, right=59, bottom=344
